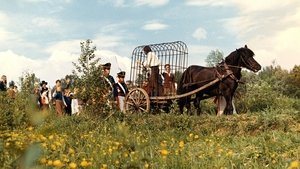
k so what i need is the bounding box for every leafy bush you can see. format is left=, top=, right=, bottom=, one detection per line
left=72, top=40, right=115, bottom=117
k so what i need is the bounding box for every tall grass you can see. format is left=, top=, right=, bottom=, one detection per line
left=1, top=105, right=299, bottom=168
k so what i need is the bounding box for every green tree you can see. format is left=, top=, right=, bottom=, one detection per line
left=205, top=49, right=224, bottom=67
left=286, top=65, right=300, bottom=98
left=19, top=72, right=40, bottom=94
left=258, top=64, right=289, bottom=96
left=72, top=39, right=113, bottom=115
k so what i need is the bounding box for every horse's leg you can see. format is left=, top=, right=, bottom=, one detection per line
left=217, top=96, right=237, bottom=115
left=232, top=99, right=237, bottom=114
left=194, top=93, right=202, bottom=115
left=178, top=98, right=184, bottom=113
left=217, top=96, right=226, bottom=116
left=224, top=95, right=233, bottom=115
left=186, top=96, right=191, bottom=114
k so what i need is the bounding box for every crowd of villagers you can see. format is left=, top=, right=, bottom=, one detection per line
left=0, top=74, right=78, bottom=116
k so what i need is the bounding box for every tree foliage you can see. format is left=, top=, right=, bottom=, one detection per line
left=72, top=39, right=113, bottom=115
left=205, top=49, right=224, bottom=67
left=286, top=65, right=300, bottom=98
left=19, top=72, right=39, bottom=95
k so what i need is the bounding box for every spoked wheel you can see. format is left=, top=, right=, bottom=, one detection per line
left=125, top=88, right=150, bottom=113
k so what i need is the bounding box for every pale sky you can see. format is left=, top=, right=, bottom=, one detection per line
left=1, top=0, right=300, bottom=87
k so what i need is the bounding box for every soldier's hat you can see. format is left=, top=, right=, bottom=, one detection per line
left=102, top=62, right=111, bottom=69
left=117, top=71, right=126, bottom=78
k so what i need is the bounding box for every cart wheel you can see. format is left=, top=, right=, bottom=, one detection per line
left=125, top=88, right=150, bottom=113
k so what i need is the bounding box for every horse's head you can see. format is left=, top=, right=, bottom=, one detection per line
left=226, top=45, right=261, bottom=72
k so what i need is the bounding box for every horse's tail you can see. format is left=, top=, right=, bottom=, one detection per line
left=177, top=66, right=193, bottom=113
left=177, top=66, right=191, bottom=95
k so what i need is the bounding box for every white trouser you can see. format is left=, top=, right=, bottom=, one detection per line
left=71, top=99, right=79, bottom=115
left=118, top=96, right=125, bottom=112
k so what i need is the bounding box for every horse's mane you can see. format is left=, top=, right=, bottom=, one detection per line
left=224, top=47, right=254, bottom=65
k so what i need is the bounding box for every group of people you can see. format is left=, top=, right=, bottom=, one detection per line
left=0, top=75, right=19, bottom=99
left=141, top=46, right=176, bottom=97
left=35, top=79, right=80, bottom=116
left=0, top=45, right=176, bottom=114
left=99, top=44, right=177, bottom=112
left=100, top=62, right=129, bottom=112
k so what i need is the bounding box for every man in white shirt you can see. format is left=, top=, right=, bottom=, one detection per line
left=143, top=46, right=161, bottom=96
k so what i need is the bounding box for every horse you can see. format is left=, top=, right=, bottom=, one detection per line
left=177, top=45, right=261, bottom=115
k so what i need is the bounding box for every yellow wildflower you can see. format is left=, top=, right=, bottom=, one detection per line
left=194, top=135, right=199, bottom=139
left=40, top=135, right=47, bottom=141
left=289, top=161, right=299, bottom=169
left=41, top=143, right=47, bottom=148
left=69, top=162, right=77, bottom=169
left=50, top=144, right=57, bottom=151
left=53, top=160, right=63, bottom=168
left=160, top=149, right=168, bottom=156
left=160, top=140, right=167, bottom=147
left=39, top=158, right=47, bottom=164
left=101, top=164, right=108, bottom=169
left=47, top=160, right=53, bottom=166
left=123, top=152, right=128, bottom=157
left=69, top=148, right=75, bottom=154
left=48, top=135, right=54, bottom=140
left=226, top=150, right=233, bottom=157
left=80, top=160, right=89, bottom=167
left=108, top=148, right=113, bottom=154
left=144, top=162, right=149, bottom=168
left=179, top=141, right=184, bottom=148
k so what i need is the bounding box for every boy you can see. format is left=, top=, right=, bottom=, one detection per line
left=113, top=71, right=128, bottom=112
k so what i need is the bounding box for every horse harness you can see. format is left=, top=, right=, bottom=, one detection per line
left=182, top=62, right=241, bottom=88
left=216, top=62, right=242, bottom=83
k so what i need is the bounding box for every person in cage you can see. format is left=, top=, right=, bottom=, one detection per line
left=142, top=80, right=150, bottom=94
left=114, top=71, right=129, bottom=112
left=162, top=64, right=176, bottom=96
left=142, top=46, right=161, bottom=96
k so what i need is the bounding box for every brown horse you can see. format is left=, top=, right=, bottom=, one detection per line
left=177, top=45, right=261, bottom=115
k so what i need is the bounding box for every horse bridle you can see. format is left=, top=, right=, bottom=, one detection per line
left=237, top=50, right=257, bottom=71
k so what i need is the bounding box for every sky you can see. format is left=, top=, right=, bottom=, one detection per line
left=0, top=0, right=300, bottom=87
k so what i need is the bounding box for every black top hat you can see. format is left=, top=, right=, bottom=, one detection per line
left=9, top=81, right=15, bottom=87
left=102, top=63, right=111, bottom=69
left=40, top=80, right=48, bottom=86
left=117, top=71, right=126, bottom=78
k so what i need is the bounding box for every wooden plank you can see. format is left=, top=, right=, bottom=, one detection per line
left=149, top=78, right=220, bottom=101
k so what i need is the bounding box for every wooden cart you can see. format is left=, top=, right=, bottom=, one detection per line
left=125, top=41, right=222, bottom=113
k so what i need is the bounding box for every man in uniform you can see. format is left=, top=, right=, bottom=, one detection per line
left=114, top=71, right=128, bottom=112
left=101, top=62, right=116, bottom=101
